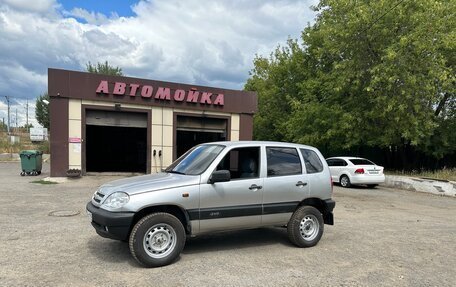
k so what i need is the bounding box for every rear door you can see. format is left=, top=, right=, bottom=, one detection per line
left=333, top=159, right=349, bottom=182
left=262, top=146, right=309, bottom=226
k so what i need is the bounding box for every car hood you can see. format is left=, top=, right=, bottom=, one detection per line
left=97, top=172, right=200, bottom=196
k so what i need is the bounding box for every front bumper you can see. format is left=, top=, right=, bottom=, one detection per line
left=86, top=202, right=135, bottom=241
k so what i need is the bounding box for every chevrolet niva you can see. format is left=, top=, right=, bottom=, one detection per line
left=87, top=141, right=335, bottom=267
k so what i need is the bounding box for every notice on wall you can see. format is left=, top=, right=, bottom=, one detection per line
left=72, top=143, right=81, bottom=153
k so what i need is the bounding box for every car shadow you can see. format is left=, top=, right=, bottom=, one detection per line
left=86, top=237, right=139, bottom=266
left=336, top=184, right=377, bottom=190
left=87, top=227, right=294, bottom=265
left=182, top=227, right=293, bottom=255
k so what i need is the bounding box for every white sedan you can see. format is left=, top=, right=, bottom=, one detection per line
left=326, top=157, right=385, bottom=188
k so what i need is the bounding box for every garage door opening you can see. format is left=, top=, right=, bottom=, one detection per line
left=85, top=110, right=148, bottom=173
left=175, top=116, right=227, bottom=158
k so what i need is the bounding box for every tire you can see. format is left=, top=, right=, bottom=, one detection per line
left=287, top=206, right=324, bottom=248
left=20, top=172, right=25, bottom=176
left=129, top=213, right=186, bottom=268
left=367, top=184, right=377, bottom=188
left=340, top=175, right=351, bottom=188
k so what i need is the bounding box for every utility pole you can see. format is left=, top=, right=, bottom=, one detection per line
left=4, top=96, right=10, bottom=135
left=15, top=108, right=18, bottom=131
left=26, top=99, right=29, bottom=128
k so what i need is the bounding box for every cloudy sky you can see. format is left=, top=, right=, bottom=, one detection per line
left=0, top=0, right=317, bottom=127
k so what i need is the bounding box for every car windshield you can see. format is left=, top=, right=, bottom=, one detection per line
left=349, top=159, right=375, bottom=165
left=165, top=145, right=225, bottom=175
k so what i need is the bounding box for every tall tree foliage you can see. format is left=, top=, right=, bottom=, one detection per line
left=245, top=0, right=455, bottom=166
left=35, top=93, right=50, bottom=129
left=86, top=61, right=123, bottom=76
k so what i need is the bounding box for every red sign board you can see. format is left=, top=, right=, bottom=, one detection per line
left=95, top=80, right=225, bottom=106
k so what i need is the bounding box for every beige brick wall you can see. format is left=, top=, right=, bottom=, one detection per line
left=68, top=99, right=82, bottom=169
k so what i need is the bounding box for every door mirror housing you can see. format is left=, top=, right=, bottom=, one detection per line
left=209, top=170, right=231, bottom=184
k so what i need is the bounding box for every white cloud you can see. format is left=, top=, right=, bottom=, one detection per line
left=0, top=0, right=317, bottom=125
left=63, top=8, right=119, bottom=25
left=2, top=0, right=58, bottom=14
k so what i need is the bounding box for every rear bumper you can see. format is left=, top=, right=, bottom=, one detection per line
left=323, top=199, right=335, bottom=225
left=350, top=174, right=385, bottom=185
left=86, top=202, right=135, bottom=241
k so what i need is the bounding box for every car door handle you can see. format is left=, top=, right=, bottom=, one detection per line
left=249, top=184, right=262, bottom=191
left=296, top=181, right=308, bottom=187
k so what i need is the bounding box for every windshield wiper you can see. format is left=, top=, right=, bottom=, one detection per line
left=167, top=170, right=186, bottom=175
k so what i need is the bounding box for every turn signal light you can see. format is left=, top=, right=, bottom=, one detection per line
left=354, top=168, right=365, bottom=174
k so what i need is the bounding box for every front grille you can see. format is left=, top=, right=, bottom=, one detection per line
left=94, top=192, right=104, bottom=202
left=92, top=189, right=106, bottom=206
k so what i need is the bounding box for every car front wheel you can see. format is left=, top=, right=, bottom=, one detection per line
left=129, top=213, right=186, bottom=268
left=340, top=175, right=351, bottom=188
left=287, top=206, right=324, bottom=247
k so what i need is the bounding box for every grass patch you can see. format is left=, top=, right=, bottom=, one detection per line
left=0, top=131, right=50, bottom=153
left=31, top=180, right=58, bottom=184
left=386, top=168, right=456, bottom=182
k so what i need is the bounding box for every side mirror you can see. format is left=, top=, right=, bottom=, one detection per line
left=209, top=170, right=231, bottom=184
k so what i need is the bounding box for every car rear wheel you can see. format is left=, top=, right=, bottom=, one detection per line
left=287, top=206, right=324, bottom=247
left=129, top=213, right=186, bottom=268
left=340, top=175, right=351, bottom=188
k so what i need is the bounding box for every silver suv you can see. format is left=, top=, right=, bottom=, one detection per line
left=86, top=141, right=335, bottom=267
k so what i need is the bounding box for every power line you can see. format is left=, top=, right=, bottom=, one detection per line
left=359, top=0, right=408, bottom=35
left=26, top=99, right=29, bottom=127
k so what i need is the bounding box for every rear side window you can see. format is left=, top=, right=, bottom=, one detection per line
left=266, top=147, right=302, bottom=177
left=327, top=159, right=347, bottom=166
left=300, top=149, right=323, bottom=173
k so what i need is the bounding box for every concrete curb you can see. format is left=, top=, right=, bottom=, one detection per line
left=383, top=175, right=456, bottom=197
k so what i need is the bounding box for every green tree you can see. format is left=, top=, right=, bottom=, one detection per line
left=246, top=0, right=455, bottom=166
left=35, top=93, right=50, bottom=129
left=0, top=120, right=7, bottom=132
left=86, top=61, right=123, bottom=76
left=245, top=39, right=309, bottom=141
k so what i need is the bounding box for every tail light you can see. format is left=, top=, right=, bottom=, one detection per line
left=354, top=168, right=365, bottom=174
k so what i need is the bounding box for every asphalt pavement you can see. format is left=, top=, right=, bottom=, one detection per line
left=1, top=161, right=455, bottom=286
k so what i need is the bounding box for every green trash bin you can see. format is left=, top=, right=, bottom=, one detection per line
left=19, top=150, right=43, bottom=176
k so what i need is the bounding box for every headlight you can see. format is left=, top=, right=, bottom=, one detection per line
left=102, top=192, right=130, bottom=209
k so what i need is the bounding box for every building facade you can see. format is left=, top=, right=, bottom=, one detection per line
left=48, top=68, right=257, bottom=177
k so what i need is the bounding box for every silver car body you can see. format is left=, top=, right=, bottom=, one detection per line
left=91, top=141, right=333, bottom=236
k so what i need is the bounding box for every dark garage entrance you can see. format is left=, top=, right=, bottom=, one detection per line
left=175, top=115, right=227, bottom=158
left=85, top=110, right=148, bottom=173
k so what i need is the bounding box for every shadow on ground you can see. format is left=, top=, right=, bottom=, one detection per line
left=87, top=227, right=292, bottom=263
left=183, top=227, right=292, bottom=254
